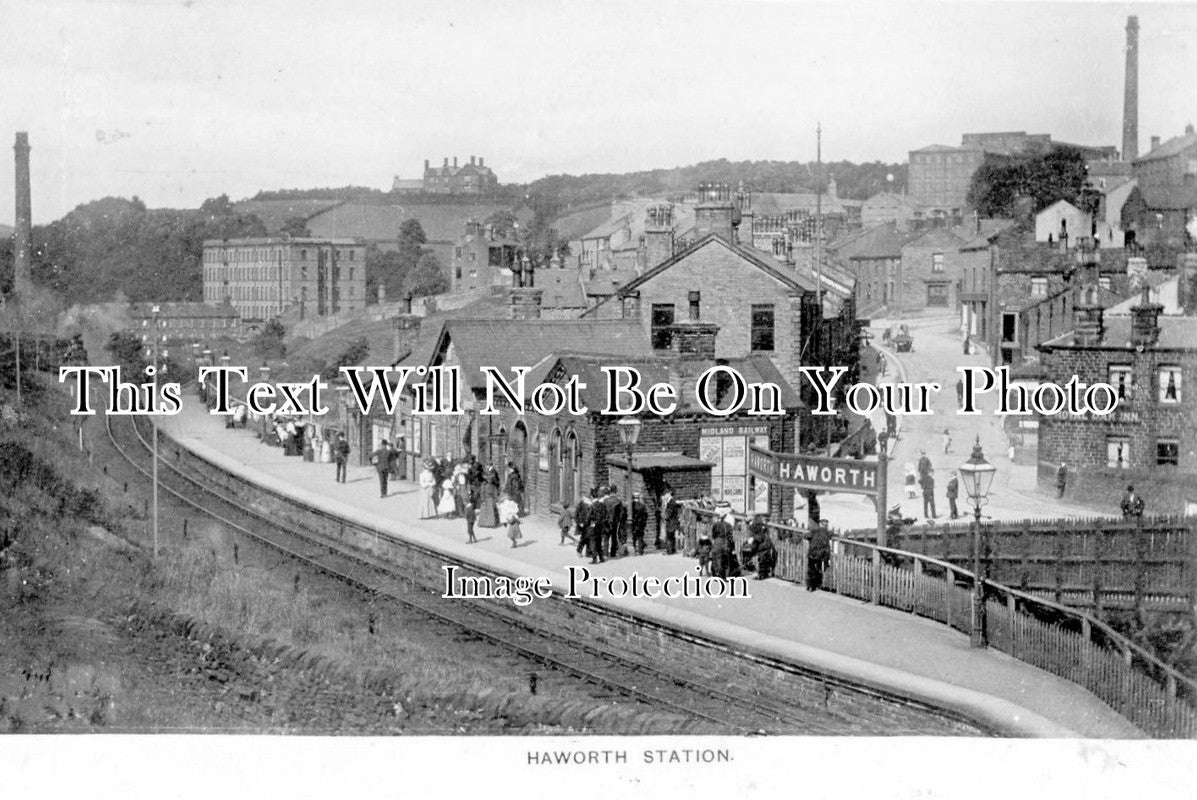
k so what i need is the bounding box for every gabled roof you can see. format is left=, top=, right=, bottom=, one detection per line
left=839, top=222, right=904, bottom=261
left=408, top=318, right=652, bottom=390
left=1134, top=132, right=1197, bottom=164
left=527, top=352, right=801, bottom=411
left=911, top=144, right=969, bottom=154
left=579, top=233, right=812, bottom=318
left=1036, top=199, right=1083, bottom=216
left=902, top=225, right=967, bottom=250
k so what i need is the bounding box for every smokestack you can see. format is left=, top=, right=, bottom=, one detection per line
left=1122, top=16, right=1139, bottom=162
left=13, top=132, right=32, bottom=299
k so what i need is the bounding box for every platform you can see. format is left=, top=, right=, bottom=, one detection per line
left=156, top=396, right=1142, bottom=738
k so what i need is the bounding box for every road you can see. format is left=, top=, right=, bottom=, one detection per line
left=818, top=311, right=1116, bottom=533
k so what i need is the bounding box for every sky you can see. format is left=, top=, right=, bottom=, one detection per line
left=0, top=0, right=1194, bottom=223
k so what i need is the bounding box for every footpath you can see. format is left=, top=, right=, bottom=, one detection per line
left=156, top=396, right=1141, bottom=738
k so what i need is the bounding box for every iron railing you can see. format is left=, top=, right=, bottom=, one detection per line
left=683, top=506, right=1197, bottom=738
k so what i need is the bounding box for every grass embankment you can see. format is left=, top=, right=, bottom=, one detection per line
left=0, top=377, right=701, bottom=734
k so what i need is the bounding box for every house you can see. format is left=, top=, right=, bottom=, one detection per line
left=1035, top=253, right=1197, bottom=511
left=1127, top=125, right=1197, bottom=247
left=861, top=191, right=927, bottom=232
left=127, top=301, right=241, bottom=349
left=1035, top=200, right=1090, bottom=245
left=896, top=226, right=969, bottom=312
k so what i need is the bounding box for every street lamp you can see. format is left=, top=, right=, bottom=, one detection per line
left=958, top=436, right=996, bottom=648
left=617, top=417, right=642, bottom=557
left=151, top=305, right=161, bottom=561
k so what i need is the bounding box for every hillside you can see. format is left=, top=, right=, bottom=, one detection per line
left=528, top=158, right=908, bottom=212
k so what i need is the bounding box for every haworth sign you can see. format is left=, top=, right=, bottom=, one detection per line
left=748, top=446, right=880, bottom=496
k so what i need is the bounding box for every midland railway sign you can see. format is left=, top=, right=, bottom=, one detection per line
left=748, top=445, right=880, bottom=496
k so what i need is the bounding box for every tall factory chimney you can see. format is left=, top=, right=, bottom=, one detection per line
left=13, top=132, right=32, bottom=298
left=1122, top=16, right=1139, bottom=162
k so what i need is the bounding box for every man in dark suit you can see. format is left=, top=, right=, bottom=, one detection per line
left=1120, top=485, right=1145, bottom=518
left=604, top=487, right=626, bottom=558
left=574, top=494, right=592, bottom=557
left=333, top=433, right=350, bottom=484
left=587, top=488, right=608, bottom=564
left=662, top=488, right=681, bottom=555
left=371, top=440, right=394, bottom=498
left=806, top=519, right=832, bottom=591
left=630, top=492, right=648, bottom=556
left=466, top=453, right=484, bottom=502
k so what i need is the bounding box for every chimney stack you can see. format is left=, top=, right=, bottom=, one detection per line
left=443, top=157, right=449, bottom=168
left=621, top=290, right=641, bottom=320
left=1122, top=16, right=1139, bottom=161
left=424, top=159, right=430, bottom=171
left=1187, top=123, right=1195, bottom=135
left=1150, top=135, right=1161, bottom=152
left=694, top=182, right=735, bottom=242
left=470, top=155, right=476, bottom=166
left=13, top=132, right=32, bottom=299
left=453, top=156, right=458, bottom=169
left=509, top=287, right=543, bottom=320
left=479, top=157, right=484, bottom=168
left=644, top=204, right=675, bottom=268
left=1130, top=286, right=1163, bottom=347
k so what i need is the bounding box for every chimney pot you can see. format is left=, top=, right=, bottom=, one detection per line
left=453, top=156, right=458, bottom=168
left=443, top=158, right=449, bottom=167
left=424, top=159, right=430, bottom=171
left=1187, top=123, right=1195, bottom=135
left=470, top=155, right=476, bottom=165
left=479, top=157, right=484, bottom=167
left=1151, top=135, right=1161, bottom=151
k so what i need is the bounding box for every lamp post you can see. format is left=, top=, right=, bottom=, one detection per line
left=617, top=417, right=642, bottom=556
left=959, top=436, right=996, bottom=648
left=151, top=305, right=162, bottom=561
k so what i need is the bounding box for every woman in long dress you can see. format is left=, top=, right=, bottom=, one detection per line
left=478, top=466, right=501, bottom=527
left=437, top=478, right=456, bottom=518
left=418, top=464, right=437, bottom=519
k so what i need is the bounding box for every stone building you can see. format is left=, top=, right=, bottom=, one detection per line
left=128, top=301, right=241, bottom=349
left=449, top=220, right=523, bottom=293
left=202, top=237, right=366, bottom=322
left=1127, top=125, right=1197, bottom=247
left=419, top=156, right=499, bottom=195
left=907, top=144, right=988, bottom=221
left=1036, top=254, right=1197, bottom=512
left=895, top=226, right=968, bottom=312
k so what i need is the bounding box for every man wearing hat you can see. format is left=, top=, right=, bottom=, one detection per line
left=630, top=491, right=648, bottom=556
left=370, top=439, right=395, bottom=498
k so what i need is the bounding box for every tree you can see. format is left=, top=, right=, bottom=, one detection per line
left=321, top=336, right=370, bottom=379
left=403, top=253, right=448, bottom=297
left=105, top=330, right=148, bottom=377
left=281, top=216, right=311, bottom=237
left=365, top=244, right=408, bottom=302
left=253, top=318, right=286, bottom=360
left=967, top=146, right=1089, bottom=219
left=398, top=218, right=427, bottom=247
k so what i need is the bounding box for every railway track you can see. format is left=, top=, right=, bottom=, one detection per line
left=105, top=410, right=854, bottom=735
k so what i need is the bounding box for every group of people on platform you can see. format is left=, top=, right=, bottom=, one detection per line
left=410, top=451, right=528, bottom=548
left=555, top=484, right=657, bottom=564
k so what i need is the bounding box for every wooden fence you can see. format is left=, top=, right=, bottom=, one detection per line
left=847, top=515, right=1197, bottom=616
left=683, top=506, right=1197, bottom=738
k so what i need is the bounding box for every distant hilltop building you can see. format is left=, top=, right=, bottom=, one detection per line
left=392, top=156, right=499, bottom=195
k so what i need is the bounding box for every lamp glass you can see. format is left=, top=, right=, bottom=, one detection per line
left=617, top=416, right=642, bottom=447
left=958, top=438, right=996, bottom=502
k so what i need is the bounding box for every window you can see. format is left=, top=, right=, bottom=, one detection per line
left=1108, top=366, right=1133, bottom=403
left=300, top=249, right=307, bottom=260
left=1107, top=436, right=1130, bottom=469
left=1099, top=276, right=1111, bottom=290
left=1001, top=312, right=1018, bottom=343
left=1157, top=439, right=1179, bottom=466
left=927, top=284, right=949, bottom=306
left=349, top=249, right=355, bottom=261
left=650, top=304, right=675, bottom=350
left=931, top=252, right=944, bottom=273
left=1030, top=277, right=1048, bottom=296
left=1158, top=366, right=1182, bottom=403
left=750, top=305, right=775, bottom=352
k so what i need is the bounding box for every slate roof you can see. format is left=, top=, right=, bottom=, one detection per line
left=837, top=222, right=904, bottom=260
left=405, top=318, right=652, bottom=390
left=1134, top=132, right=1197, bottom=164
left=527, top=352, right=801, bottom=411
left=1041, top=315, right=1197, bottom=351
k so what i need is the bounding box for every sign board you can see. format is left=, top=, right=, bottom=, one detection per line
left=748, top=445, right=880, bottom=496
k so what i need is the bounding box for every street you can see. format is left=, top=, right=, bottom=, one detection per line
left=817, top=311, right=1118, bottom=534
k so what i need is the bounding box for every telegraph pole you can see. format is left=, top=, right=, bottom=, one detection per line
left=815, top=122, right=824, bottom=295
left=151, top=305, right=161, bottom=561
